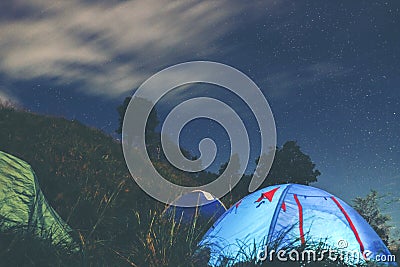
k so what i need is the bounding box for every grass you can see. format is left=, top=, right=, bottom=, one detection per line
left=0, top=207, right=212, bottom=266
left=2, top=217, right=398, bottom=266
left=0, top=222, right=81, bottom=266
left=195, top=225, right=399, bottom=267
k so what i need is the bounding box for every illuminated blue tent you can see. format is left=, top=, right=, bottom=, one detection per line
left=199, top=184, right=397, bottom=266
left=164, top=190, right=226, bottom=224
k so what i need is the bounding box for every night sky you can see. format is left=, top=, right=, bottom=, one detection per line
left=0, top=1, right=399, bottom=230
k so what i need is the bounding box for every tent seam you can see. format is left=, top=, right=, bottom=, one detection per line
left=266, top=184, right=292, bottom=245
left=27, top=167, right=37, bottom=231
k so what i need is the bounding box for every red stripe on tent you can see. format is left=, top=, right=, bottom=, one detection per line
left=281, top=201, right=286, bottom=212
left=294, top=194, right=305, bottom=245
left=255, top=187, right=280, bottom=203
left=331, top=196, right=365, bottom=254
left=235, top=200, right=242, bottom=209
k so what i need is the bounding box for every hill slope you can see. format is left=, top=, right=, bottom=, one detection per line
left=0, top=107, right=195, bottom=232
left=0, top=106, right=208, bottom=266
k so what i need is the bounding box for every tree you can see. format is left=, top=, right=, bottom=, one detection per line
left=218, top=154, right=240, bottom=176
left=352, top=190, right=392, bottom=245
left=216, top=154, right=244, bottom=205
left=116, top=96, right=130, bottom=135
left=222, top=141, right=320, bottom=205
left=257, top=141, right=321, bottom=187
left=218, top=154, right=241, bottom=189
left=116, top=96, right=161, bottom=159
left=116, top=96, right=205, bottom=187
left=116, top=96, right=159, bottom=135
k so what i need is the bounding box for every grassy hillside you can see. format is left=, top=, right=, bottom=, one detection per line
left=0, top=107, right=138, bottom=228
left=0, top=106, right=197, bottom=217
left=0, top=106, right=204, bottom=266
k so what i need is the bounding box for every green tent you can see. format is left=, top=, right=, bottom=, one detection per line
left=0, top=151, right=79, bottom=251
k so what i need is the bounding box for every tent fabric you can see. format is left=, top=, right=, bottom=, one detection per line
left=164, top=190, right=226, bottom=224
left=199, top=184, right=396, bottom=266
left=0, top=151, right=78, bottom=250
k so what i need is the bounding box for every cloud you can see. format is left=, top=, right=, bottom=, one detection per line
left=0, top=0, right=275, bottom=98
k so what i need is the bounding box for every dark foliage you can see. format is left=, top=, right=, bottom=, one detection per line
left=352, top=190, right=392, bottom=245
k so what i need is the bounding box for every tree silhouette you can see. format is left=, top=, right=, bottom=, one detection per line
left=222, top=141, right=320, bottom=205
left=116, top=96, right=159, bottom=136
left=259, top=141, right=321, bottom=186
left=353, top=190, right=392, bottom=245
